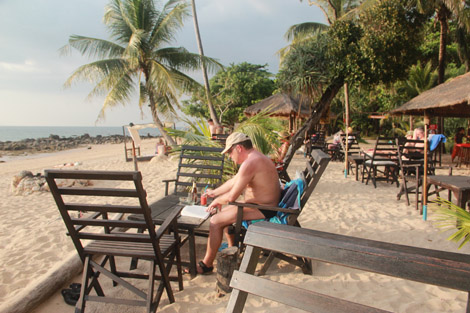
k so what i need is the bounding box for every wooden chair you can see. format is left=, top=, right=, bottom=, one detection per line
left=310, top=130, right=326, bottom=151
left=128, top=145, right=225, bottom=276
left=163, top=145, right=225, bottom=198
left=339, top=132, right=362, bottom=178
left=45, top=170, right=183, bottom=313
left=362, top=136, right=399, bottom=188
left=230, top=149, right=331, bottom=275
left=225, top=222, right=470, bottom=313
left=395, top=137, right=428, bottom=210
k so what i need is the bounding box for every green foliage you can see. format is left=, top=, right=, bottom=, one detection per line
left=167, top=111, right=283, bottom=179
left=182, top=62, right=275, bottom=125
left=431, top=198, right=470, bottom=249
left=327, top=20, right=366, bottom=86
left=358, top=0, right=425, bottom=84
left=276, top=35, right=331, bottom=98
left=396, top=61, right=437, bottom=99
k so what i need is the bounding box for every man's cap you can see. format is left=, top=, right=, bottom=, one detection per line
left=221, top=132, right=251, bottom=154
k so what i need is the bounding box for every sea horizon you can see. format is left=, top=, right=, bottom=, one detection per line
left=0, top=125, right=162, bottom=142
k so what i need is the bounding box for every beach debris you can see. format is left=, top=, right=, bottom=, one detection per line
left=10, top=169, right=92, bottom=195
left=10, top=171, right=49, bottom=195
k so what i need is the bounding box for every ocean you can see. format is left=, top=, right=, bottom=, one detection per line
left=0, top=126, right=161, bottom=142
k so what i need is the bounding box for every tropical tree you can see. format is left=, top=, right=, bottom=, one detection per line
left=61, top=0, right=221, bottom=145
left=183, top=62, right=276, bottom=125
left=279, top=0, right=424, bottom=166
left=412, top=0, right=470, bottom=83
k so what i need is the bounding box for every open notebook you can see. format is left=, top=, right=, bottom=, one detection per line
left=180, top=205, right=210, bottom=220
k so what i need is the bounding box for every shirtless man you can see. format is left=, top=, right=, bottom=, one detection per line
left=197, top=132, right=281, bottom=274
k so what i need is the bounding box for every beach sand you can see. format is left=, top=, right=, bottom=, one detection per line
left=1, top=141, right=470, bottom=313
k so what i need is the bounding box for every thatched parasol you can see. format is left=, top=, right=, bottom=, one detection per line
left=244, top=93, right=311, bottom=132
left=391, top=71, right=470, bottom=221
left=391, top=72, right=470, bottom=117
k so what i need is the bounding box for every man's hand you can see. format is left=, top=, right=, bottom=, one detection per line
left=206, top=199, right=222, bottom=214
left=204, top=188, right=216, bottom=198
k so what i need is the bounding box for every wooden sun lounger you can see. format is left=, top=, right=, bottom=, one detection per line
left=226, top=222, right=470, bottom=313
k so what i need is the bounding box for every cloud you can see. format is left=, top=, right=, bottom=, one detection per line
left=0, top=59, right=45, bottom=73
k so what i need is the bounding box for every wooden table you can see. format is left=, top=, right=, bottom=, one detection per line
left=347, top=154, right=364, bottom=181
left=128, top=195, right=210, bottom=277
left=427, top=175, right=470, bottom=210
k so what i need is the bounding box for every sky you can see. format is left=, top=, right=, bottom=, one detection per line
left=0, top=0, right=324, bottom=127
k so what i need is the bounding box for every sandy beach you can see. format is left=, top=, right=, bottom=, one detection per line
left=2, top=140, right=470, bottom=313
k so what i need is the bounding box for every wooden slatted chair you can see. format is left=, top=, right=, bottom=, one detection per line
left=45, top=170, right=183, bottom=313
left=395, top=137, right=426, bottom=210
left=362, top=136, right=399, bottom=188
left=128, top=145, right=225, bottom=276
left=230, top=149, right=331, bottom=275
left=163, top=145, right=225, bottom=198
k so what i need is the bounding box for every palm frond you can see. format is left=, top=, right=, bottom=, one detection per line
left=284, top=22, right=329, bottom=42
left=430, top=197, right=470, bottom=248
left=59, top=36, right=125, bottom=59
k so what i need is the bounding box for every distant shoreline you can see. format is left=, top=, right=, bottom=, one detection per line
left=0, top=133, right=156, bottom=159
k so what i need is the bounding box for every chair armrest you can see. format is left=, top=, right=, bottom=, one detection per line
left=162, top=178, right=176, bottom=196
left=229, top=201, right=301, bottom=214
left=155, top=205, right=183, bottom=239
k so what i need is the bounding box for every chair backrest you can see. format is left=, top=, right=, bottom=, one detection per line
left=299, top=149, right=331, bottom=208
left=367, top=136, right=398, bottom=162
left=173, top=145, right=225, bottom=196
left=340, top=132, right=360, bottom=155
left=311, top=130, right=326, bottom=149
left=45, top=170, right=165, bottom=261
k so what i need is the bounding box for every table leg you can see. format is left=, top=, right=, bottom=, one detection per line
left=188, top=229, right=197, bottom=278
left=458, top=191, right=470, bottom=212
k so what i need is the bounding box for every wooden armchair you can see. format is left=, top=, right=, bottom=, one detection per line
left=45, top=170, right=183, bottom=313
left=230, top=149, right=331, bottom=275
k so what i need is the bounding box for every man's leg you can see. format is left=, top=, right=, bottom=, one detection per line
left=200, top=204, right=264, bottom=273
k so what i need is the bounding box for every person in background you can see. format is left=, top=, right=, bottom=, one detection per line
left=208, top=119, right=217, bottom=137
left=195, top=132, right=281, bottom=274
left=277, top=131, right=290, bottom=163
left=452, top=127, right=466, bottom=161
left=303, top=130, right=312, bottom=157
left=155, top=137, right=166, bottom=155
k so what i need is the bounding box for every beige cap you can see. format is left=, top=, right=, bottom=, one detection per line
left=221, top=132, right=251, bottom=154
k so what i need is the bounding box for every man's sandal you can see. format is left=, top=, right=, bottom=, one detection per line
left=198, top=261, right=214, bottom=274
left=183, top=260, right=214, bottom=275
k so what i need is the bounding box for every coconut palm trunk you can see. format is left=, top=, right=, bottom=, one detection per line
left=191, top=0, right=220, bottom=126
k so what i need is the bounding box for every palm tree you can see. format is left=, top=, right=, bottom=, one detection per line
left=61, top=0, right=222, bottom=145
left=190, top=0, right=220, bottom=127
left=412, top=0, right=470, bottom=83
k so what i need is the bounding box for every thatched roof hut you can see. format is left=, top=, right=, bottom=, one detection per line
left=244, top=93, right=311, bottom=132
left=391, top=72, right=470, bottom=117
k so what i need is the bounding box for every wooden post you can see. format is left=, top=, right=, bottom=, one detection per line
left=131, top=140, right=138, bottom=171
left=422, top=113, right=430, bottom=220
left=216, top=246, right=239, bottom=296
left=344, top=83, right=350, bottom=178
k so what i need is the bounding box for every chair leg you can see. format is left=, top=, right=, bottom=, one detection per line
left=147, top=260, right=156, bottom=313
left=76, top=256, right=92, bottom=313
left=257, top=252, right=276, bottom=276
